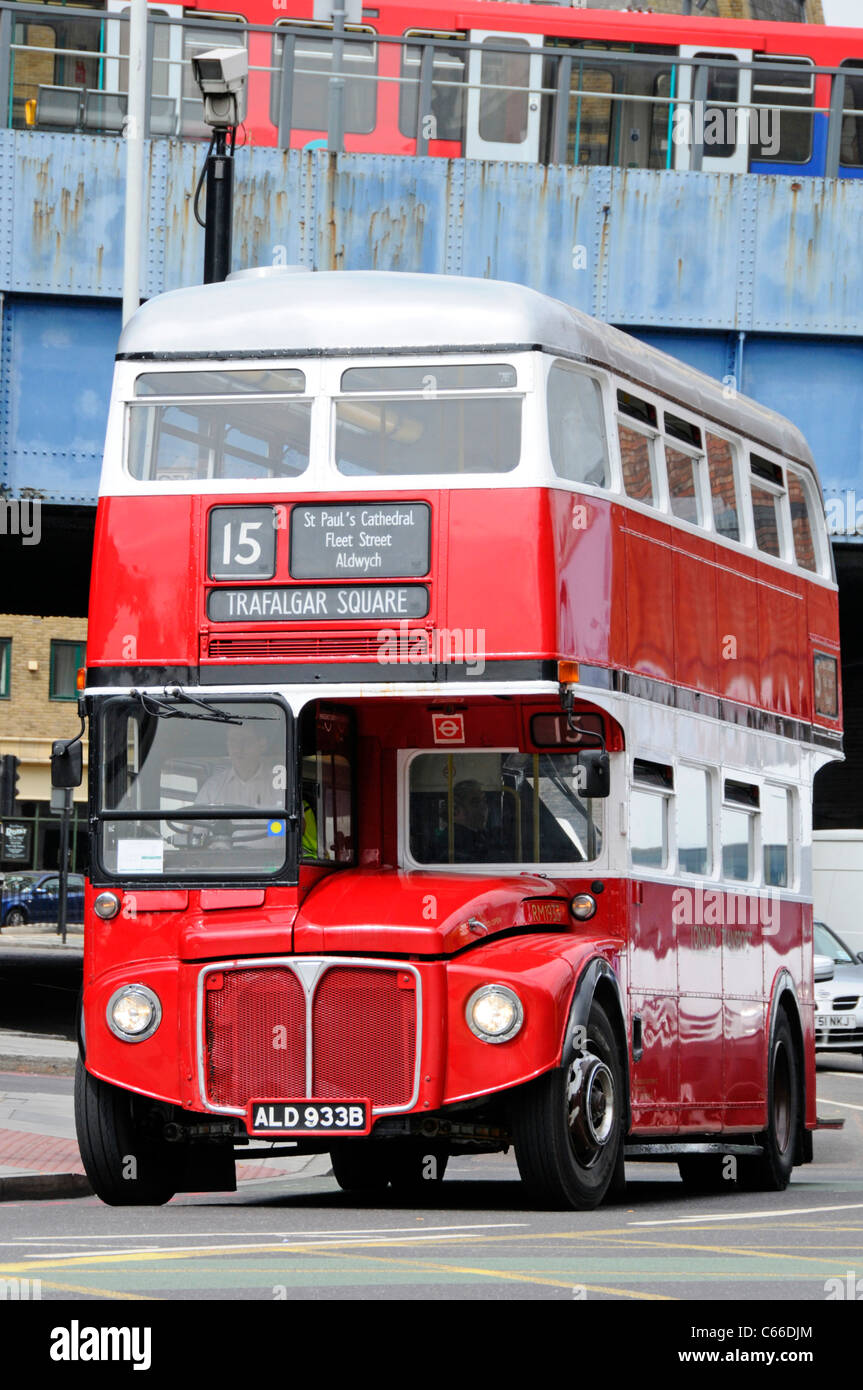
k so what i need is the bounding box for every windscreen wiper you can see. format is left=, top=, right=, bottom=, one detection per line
left=128, top=688, right=275, bottom=726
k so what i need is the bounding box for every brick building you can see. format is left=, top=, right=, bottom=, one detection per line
left=0, top=613, right=88, bottom=872
left=574, top=2, right=826, bottom=21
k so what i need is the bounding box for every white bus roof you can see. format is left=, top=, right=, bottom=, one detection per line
left=118, top=269, right=816, bottom=472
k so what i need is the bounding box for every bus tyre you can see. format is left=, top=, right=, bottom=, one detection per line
left=513, top=1000, right=624, bottom=1211
left=74, top=1059, right=177, bottom=1206
left=737, top=1012, right=799, bottom=1192
left=329, top=1140, right=393, bottom=1193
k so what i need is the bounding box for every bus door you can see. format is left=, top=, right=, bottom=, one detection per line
left=105, top=2, right=185, bottom=136
left=673, top=46, right=753, bottom=173
left=465, top=31, right=543, bottom=162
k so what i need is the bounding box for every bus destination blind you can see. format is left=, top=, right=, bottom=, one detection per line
left=289, top=502, right=431, bottom=579
left=207, top=585, right=430, bottom=621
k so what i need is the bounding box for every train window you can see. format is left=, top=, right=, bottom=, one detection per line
left=750, top=454, right=786, bottom=559
left=787, top=470, right=817, bottom=573
left=706, top=433, right=740, bottom=542
left=547, top=362, right=609, bottom=488
left=751, top=56, right=813, bottom=164
left=630, top=759, right=672, bottom=870
left=271, top=23, right=378, bottom=135
left=839, top=61, right=863, bottom=168
left=13, top=9, right=104, bottom=129
left=399, top=32, right=467, bottom=143
left=478, top=37, right=531, bottom=144
left=552, top=42, right=675, bottom=170
left=762, top=784, right=791, bottom=889
left=689, top=52, right=739, bottom=161
left=676, top=765, right=711, bottom=876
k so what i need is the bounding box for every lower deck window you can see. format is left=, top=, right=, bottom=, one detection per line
left=409, top=751, right=602, bottom=866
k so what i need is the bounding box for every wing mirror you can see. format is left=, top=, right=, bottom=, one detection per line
left=51, top=739, right=83, bottom=789
left=814, top=953, right=835, bottom=983
left=577, top=749, right=610, bottom=799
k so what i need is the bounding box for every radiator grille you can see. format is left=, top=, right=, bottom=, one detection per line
left=204, top=967, right=305, bottom=1107
left=312, top=967, right=417, bottom=1107
left=202, top=962, right=417, bottom=1111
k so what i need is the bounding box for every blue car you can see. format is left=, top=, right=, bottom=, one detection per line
left=0, top=871, right=85, bottom=927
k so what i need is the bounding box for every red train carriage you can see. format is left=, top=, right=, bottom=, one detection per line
left=15, top=1, right=863, bottom=177
left=67, top=268, right=840, bottom=1207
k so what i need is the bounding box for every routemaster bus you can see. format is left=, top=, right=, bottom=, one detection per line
left=64, top=267, right=841, bottom=1209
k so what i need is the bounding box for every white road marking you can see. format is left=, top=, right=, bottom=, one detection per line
left=817, top=1098, right=863, bottom=1112
left=631, top=1201, right=863, bottom=1227
left=2, top=1221, right=527, bottom=1248
left=22, top=1230, right=524, bottom=1262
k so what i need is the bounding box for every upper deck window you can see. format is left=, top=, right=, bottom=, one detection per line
left=706, top=432, right=740, bottom=542
left=547, top=361, right=609, bottom=488
left=127, top=372, right=311, bottom=482
left=664, top=412, right=704, bottom=527
left=335, top=367, right=521, bottom=477
left=617, top=392, right=658, bottom=507
left=340, top=364, right=516, bottom=391
left=135, top=369, right=306, bottom=396
left=787, top=469, right=818, bottom=573
left=750, top=453, right=786, bottom=560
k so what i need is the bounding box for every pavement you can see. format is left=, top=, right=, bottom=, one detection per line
left=0, top=1033, right=334, bottom=1203
left=0, top=919, right=83, bottom=956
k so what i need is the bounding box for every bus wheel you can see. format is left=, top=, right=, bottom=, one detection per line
left=677, top=1155, right=732, bottom=1193
left=513, top=1000, right=623, bottom=1210
left=74, top=1059, right=177, bottom=1206
left=329, top=1140, right=392, bottom=1194
left=737, top=1012, right=799, bottom=1192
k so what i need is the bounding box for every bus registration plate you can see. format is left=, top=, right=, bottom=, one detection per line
left=248, top=1100, right=371, bottom=1135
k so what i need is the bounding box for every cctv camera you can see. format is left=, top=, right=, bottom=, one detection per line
left=191, top=46, right=248, bottom=129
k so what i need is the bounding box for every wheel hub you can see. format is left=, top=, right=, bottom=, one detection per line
left=567, top=1051, right=616, bottom=1159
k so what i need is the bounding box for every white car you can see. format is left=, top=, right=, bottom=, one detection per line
left=814, top=921, right=863, bottom=1056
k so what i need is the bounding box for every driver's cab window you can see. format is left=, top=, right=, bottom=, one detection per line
left=408, top=750, right=602, bottom=867
left=299, top=706, right=354, bottom=865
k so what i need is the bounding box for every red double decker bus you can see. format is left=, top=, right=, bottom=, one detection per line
left=71, top=267, right=841, bottom=1209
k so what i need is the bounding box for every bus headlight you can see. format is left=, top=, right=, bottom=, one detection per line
left=107, top=985, right=162, bottom=1042
left=570, top=893, right=597, bottom=921
left=466, top=985, right=523, bottom=1044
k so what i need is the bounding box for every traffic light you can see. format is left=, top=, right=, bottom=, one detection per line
left=0, top=754, right=20, bottom=816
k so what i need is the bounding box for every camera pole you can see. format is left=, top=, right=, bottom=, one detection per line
left=203, top=128, right=234, bottom=284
